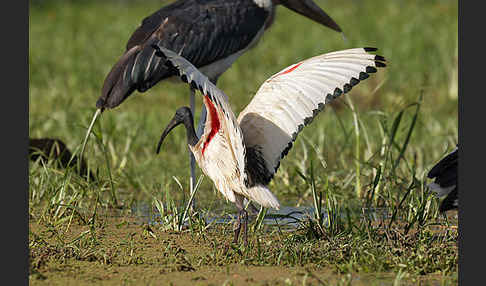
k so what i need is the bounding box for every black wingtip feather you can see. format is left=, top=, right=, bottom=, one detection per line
left=350, top=77, right=360, bottom=86
left=375, top=61, right=387, bottom=68
left=364, top=47, right=378, bottom=52
left=366, top=66, right=377, bottom=73
left=375, top=55, right=386, bottom=62
left=359, top=72, right=369, bottom=81
left=189, top=81, right=198, bottom=90
left=325, top=94, right=333, bottom=104
left=333, top=87, right=343, bottom=97
left=343, top=83, right=352, bottom=94
left=180, top=74, right=188, bottom=83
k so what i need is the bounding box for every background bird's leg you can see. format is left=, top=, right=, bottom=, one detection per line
left=189, top=87, right=197, bottom=212
left=195, top=105, right=207, bottom=138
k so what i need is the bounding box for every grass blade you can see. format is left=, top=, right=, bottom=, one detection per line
left=178, top=175, right=203, bottom=231
left=391, top=94, right=423, bottom=173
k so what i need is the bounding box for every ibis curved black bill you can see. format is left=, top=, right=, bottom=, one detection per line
left=280, top=0, right=342, bottom=33
left=156, top=106, right=199, bottom=154
left=156, top=117, right=183, bottom=154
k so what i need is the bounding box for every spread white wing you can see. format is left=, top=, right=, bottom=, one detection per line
left=237, top=47, right=386, bottom=185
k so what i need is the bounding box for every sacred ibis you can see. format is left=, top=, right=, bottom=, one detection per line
left=154, top=46, right=386, bottom=244
left=81, top=0, right=342, bottom=203
left=428, top=145, right=458, bottom=212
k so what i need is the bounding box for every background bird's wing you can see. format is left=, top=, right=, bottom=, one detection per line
left=98, top=0, right=267, bottom=109
left=127, top=0, right=267, bottom=65
left=155, top=46, right=248, bottom=185
left=427, top=146, right=458, bottom=211
left=237, top=48, right=386, bottom=185
left=427, top=146, right=458, bottom=185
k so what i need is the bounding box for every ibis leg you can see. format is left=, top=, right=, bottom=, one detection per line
left=232, top=209, right=248, bottom=245
left=241, top=209, right=248, bottom=245
left=232, top=195, right=249, bottom=245
left=232, top=211, right=242, bottom=244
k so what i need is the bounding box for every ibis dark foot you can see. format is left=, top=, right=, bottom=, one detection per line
left=230, top=209, right=249, bottom=246
left=232, top=210, right=242, bottom=244
left=241, top=209, right=248, bottom=246
left=222, top=208, right=249, bottom=255
left=221, top=212, right=241, bottom=255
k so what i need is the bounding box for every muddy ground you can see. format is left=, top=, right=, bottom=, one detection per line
left=29, top=213, right=457, bottom=285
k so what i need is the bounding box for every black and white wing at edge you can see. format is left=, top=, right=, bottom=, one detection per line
left=427, top=146, right=458, bottom=212
left=237, top=47, right=386, bottom=186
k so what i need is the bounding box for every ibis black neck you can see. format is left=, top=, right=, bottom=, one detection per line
left=183, top=111, right=199, bottom=147
left=156, top=106, right=199, bottom=154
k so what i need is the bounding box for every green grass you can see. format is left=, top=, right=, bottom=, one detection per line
left=29, top=0, right=458, bottom=284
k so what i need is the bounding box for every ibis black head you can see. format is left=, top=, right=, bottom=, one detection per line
left=277, top=0, right=342, bottom=33
left=156, top=107, right=198, bottom=154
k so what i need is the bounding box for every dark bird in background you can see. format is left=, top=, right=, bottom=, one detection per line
left=29, top=138, right=96, bottom=182
left=97, top=0, right=342, bottom=110
left=427, top=145, right=458, bottom=212
left=81, top=0, right=343, bottom=205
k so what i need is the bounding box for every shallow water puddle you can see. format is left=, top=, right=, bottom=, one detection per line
left=130, top=202, right=392, bottom=230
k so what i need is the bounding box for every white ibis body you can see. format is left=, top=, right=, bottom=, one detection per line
left=155, top=46, right=386, bottom=244
left=81, top=0, right=342, bottom=206
left=428, top=146, right=458, bottom=212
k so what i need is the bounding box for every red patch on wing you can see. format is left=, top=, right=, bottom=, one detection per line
left=277, top=62, right=303, bottom=77
left=202, top=95, right=221, bottom=155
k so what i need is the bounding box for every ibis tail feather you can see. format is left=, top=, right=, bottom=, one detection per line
left=244, top=185, right=280, bottom=210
